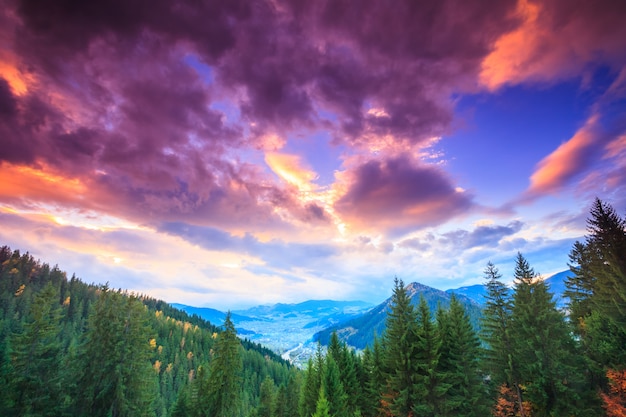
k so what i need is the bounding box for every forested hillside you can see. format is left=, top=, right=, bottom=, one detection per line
left=0, top=246, right=298, bottom=417
left=1, top=199, right=625, bottom=417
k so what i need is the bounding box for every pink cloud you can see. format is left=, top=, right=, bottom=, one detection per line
left=480, top=0, right=626, bottom=89
left=528, top=114, right=601, bottom=196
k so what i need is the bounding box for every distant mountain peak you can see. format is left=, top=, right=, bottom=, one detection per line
left=406, top=282, right=447, bottom=297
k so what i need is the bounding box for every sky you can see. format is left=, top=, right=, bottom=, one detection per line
left=1, top=0, right=626, bottom=310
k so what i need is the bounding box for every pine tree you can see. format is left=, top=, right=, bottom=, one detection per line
left=565, top=199, right=626, bottom=412
left=300, top=345, right=324, bottom=417
left=437, top=296, right=487, bottom=417
left=199, top=311, right=242, bottom=417
left=585, top=199, right=626, bottom=329
left=9, top=283, right=64, bottom=416
left=509, top=253, right=582, bottom=417
left=324, top=354, right=350, bottom=417
left=312, top=388, right=331, bottom=417
left=381, top=278, right=419, bottom=416
left=480, top=260, right=520, bottom=410
left=361, top=336, right=386, bottom=417
left=328, top=332, right=362, bottom=415
left=77, top=286, right=157, bottom=417
left=412, top=296, right=444, bottom=417
left=258, top=375, right=276, bottom=417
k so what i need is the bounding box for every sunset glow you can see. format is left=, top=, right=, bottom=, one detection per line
left=1, top=0, right=625, bottom=309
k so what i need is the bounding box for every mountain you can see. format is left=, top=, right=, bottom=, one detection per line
left=445, top=270, right=571, bottom=309
left=235, top=299, right=373, bottom=320
left=314, top=282, right=483, bottom=350
left=170, top=303, right=258, bottom=335
left=445, top=284, right=486, bottom=305
left=545, top=270, right=571, bottom=308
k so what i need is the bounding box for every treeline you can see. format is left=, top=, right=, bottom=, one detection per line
left=0, top=246, right=298, bottom=416
left=298, top=198, right=626, bottom=417
left=1, top=198, right=624, bottom=417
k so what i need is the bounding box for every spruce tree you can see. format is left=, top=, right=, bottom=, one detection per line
left=258, top=375, right=276, bottom=417
left=324, top=354, right=350, bottom=417
left=201, top=311, right=242, bottom=417
left=412, top=296, right=444, bottom=417
left=437, top=296, right=486, bottom=417
left=312, top=388, right=331, bottom=417
left=361, top=336, right=385, bottom=417
left=328, top=332, right=361, bottom=415
left=77, top=287, right=157, bottom=417
left=300, top=357, right=321, bottom=417
left=566, top=199, right=626, bottom=336
left=480, top=262, right=515, bottom=392
left=300, top=345, right=324, bottom=417
left=9, top=283, right=64, bottom=416
left=381, top=278, right=419, bottom=416
left=509, top=253, right=582, bottom=416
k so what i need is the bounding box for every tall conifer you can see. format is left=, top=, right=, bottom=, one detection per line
left=9, top=283, right=64, bottom=416
left=381, top=278, right=419, bottom=416
left=509, top=253, right=581, bottom=416
left=437, top=296, right=486, bottom=417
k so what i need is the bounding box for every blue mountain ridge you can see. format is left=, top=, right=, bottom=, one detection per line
left=446, top=269, right=572, bottom=309
left=314, top=270, right=572, bottom=350
left=171, top=270, right=571, bottom=356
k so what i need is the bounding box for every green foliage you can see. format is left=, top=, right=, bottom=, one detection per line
left=324, top=354, right=350, bottom=417
left=412, top=296, right=444, bottom=417
left=257, top=375, right=276, bottom=417
left=328, top=332, right=362, bottom=415
left=77, top=286, right=158, bottom=417
left=381, top=278, right=420, bottom=416
left=361, top=337, right=385, bottom=417
left=8, top=282, right=64, bottom=416
left=0, top=245, right=298, bottom=417
left=300, top=356, right=322, bottom=417
left=312, top=389, right=331, bottom=417
left=509, top=253, right=583, bottom=416
left=437, top=296, right=487, bottom=417
left=480, top=261, right=513, bottom=389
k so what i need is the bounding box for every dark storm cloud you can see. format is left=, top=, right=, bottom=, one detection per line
left=15, top=0, right=250, bottom=65
left=0, top=78, right=17, bottom=117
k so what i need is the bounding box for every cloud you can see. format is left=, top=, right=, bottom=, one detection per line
left=158, top=222, right=338, bottom=271
left=441, top=220, right=524, bottom=250
left=480, top=0, right=626, bottom=89
left=265, top=152, right=319, bottom=190
left=523, top=69, right=626, bottom=202
left=334, top=155, right=473, bottom=235
left=527, top=114, right=602, bottom=196
left=0, top=0, right=520, bottom=237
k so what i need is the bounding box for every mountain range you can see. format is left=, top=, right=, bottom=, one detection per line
left=314, top=282, right=484, bottom=349
left=173, top=270, right=572, bottom=365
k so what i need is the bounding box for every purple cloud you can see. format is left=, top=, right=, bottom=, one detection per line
left=334, top=155, right=473, bottom=235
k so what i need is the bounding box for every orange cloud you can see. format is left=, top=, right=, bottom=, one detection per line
left=0, top=162, right=87, bottom=205
left=0, top=51, right=33, bottom=96
left=480, top=0, right=626, bottom=89
left=480, top=0, right=542, bottom=90
left=528, top=114, right=599, bottom=195
left=265, top=152, right=319, bottom=191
